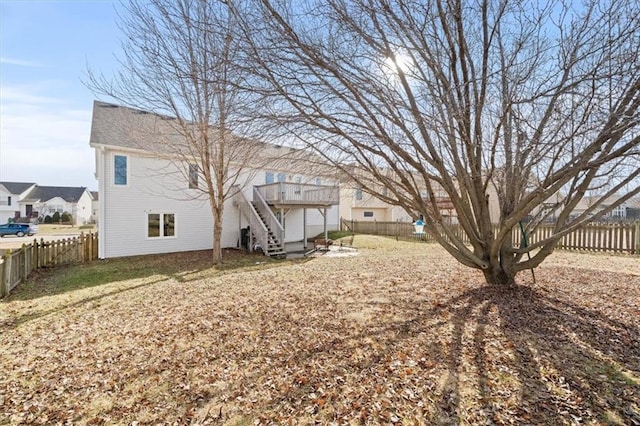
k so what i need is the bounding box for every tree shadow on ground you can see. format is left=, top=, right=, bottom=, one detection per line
left=213, top=282, right=639, bottom=424
left=432, top=284, right=640, bottom=424
left=3, top=248, right=275, bottom=302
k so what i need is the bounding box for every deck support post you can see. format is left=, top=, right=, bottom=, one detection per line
left=324, top=208, right=328, bottom=241
left=280, top=207, right=285, bottom=242
left=303, top=208, right=307, bottom=249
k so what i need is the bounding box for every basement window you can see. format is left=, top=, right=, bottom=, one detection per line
left=364, top=211, right=374, bottom=217
left=147, top=213, right=175, bottom=238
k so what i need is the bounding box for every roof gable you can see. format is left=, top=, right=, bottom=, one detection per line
left=0, top=182, right=36, bottom=195
left=23, top=186, right=88, bottom=203
left=88, top=101, right=337, bottom=178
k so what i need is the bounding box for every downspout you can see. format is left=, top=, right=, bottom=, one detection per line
left=98, top=146, right=106, bottom=258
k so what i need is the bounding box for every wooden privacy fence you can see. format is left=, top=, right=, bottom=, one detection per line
left=0, top=232, right=98, bottom=298
left=341, top=219, right=640, bottom=255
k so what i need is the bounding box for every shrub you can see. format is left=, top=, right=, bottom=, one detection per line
left=61, top=212, right=73, bottom=223
left=52, top=212, right=61, bottom=223
left=44, top=215, right=53, bottom=224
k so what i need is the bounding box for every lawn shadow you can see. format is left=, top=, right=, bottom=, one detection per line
left=3, top=248, right=274, bottom=302
left=436, top=284, right=640, bottom=424
left=207, top=281, right=639, bottom=423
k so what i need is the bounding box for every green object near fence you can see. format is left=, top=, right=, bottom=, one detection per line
left=519, top=221, right=536, bottom=283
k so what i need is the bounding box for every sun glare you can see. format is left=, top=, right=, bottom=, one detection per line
left=384, top=52, right=413, bottom=75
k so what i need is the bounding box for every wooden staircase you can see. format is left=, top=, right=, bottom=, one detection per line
left=251, top=202, right=286, bottom=257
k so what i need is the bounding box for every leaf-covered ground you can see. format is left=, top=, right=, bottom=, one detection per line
left=1, top=236, right=639, bottom=425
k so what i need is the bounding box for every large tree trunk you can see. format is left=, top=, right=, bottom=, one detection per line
left=482, top=241, right=517, bottom=286
left=482, top=264, right=517, bottom=286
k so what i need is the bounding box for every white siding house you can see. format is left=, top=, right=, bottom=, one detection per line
left=0, top=182, right=36, bottom=223
left=19, top=186, right=94, bottom=225
left=89, top=101, right=339, bottom=259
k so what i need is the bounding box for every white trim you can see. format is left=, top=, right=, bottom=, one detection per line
left=145, top=211, right=177, bottom=240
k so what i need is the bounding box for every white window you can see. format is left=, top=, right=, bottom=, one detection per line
left=265, top=172, right=274, bottom=184
left=114, top=154, right=128, bottom=185
left=147, top=213, right=175, bottom=238
left=294, top=176, right=302, bottom=195
left=188, top=164, right=198, bottom=189
left=611, top=205, right=626, bottom=218
left=355, top=187, right=363, bottom=200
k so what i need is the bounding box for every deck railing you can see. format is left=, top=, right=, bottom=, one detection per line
left=256, top=183, right=339, bottom=206
left=232, top=188, right=271, bottom=253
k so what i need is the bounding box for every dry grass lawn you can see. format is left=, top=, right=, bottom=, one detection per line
left=1, top=235, right=639, bottom=425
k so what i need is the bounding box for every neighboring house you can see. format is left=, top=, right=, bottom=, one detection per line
left=89, top=101, right=340, bottom=259
left=0, top=182, right=36, bottom=223
left=339, top=177, right=458, bottom=224
left=572, top=195, right=640, bottom=222
left=90, top=191, right=99, bottom=224
left=339, top=187, right=413, bottom=222
left=20, top=186, right=94, bottom=225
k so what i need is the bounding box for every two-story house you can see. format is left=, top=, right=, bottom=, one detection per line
left=89, top=101, right=340, bottom=259
left=0, top=182, right=36, bottom=223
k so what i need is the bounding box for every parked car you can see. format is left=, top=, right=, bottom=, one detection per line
left=0, top=223, right=39, bottom=237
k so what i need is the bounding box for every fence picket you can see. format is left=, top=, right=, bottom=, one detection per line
left=0, top=233, right=98, bottom=298
left=341, top=218, right=639, bottom=255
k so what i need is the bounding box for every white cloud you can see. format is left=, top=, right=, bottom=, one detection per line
left=0, top=57, right=42, bottom=68
left=0, top=84, right=97, bottom=189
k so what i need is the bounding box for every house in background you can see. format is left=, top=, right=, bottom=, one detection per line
left=90, top=191, right=99, bottom=224
left=339, top=169, right=458, bottom=224
left=20, top=186, right=94, bottom=225
left=0, top=182, right=36, bottom=223
left=339, top=187, right=413, bottom=222
left=572, top=195, right=640, bottom=222
left=89, top=101, right=339, bottom=259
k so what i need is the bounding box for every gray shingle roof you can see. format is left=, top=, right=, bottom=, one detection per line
left=0, top=182, right=36, bottom=195
left=88, top=100, right=337, bottom=177
left=23, top=186, right=88, bottom=203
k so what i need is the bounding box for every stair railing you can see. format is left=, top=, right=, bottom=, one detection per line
left=253, top=187, right=285, bottom=246
left=232, top=187, right=269, bottom=253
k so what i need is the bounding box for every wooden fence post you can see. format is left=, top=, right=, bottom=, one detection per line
left=2, top=249, right=12, bottom=298
left=635, top=220, right=640, bottom=255
left=0, top=257, right=5, bottom=298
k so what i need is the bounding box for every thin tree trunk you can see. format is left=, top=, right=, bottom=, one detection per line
left=212, top=213, right=223, bottom=264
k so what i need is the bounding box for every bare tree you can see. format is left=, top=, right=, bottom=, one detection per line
left=87, top=0, right=261, bottom=264
left=237, top=0, right=640, bottom=285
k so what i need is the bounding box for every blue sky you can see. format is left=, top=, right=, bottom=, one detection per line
left=1, top=0, right=124, bottom=190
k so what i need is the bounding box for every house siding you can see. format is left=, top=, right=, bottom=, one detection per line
left=100, top=150, right=214, bottom=258
left=0, top=186, right=17, bottom=223
left=97, top=148, right=338, bottom=258
left=75, top=192, right=93, bottom=225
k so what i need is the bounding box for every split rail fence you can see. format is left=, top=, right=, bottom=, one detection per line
left=341, top=219, right=640, bottom=255
left=0, top=233, right=98, bottom=298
